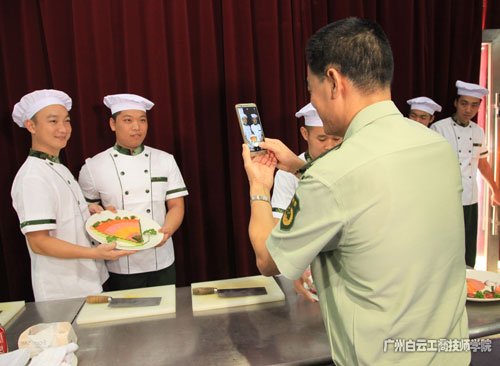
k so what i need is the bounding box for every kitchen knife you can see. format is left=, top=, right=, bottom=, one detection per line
left=192, top=286, right=267, bottom=297
left=86, top=295, right=161, bottom=308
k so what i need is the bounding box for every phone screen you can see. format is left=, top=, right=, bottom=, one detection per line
left=235, top=103, right=265, bottom=153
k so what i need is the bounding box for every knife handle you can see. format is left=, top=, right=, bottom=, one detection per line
left=192, top=287, right=217, bottom=295
left=86, top=295, right=111, bottom=304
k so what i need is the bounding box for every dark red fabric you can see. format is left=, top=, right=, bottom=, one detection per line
left=0, top=0, right=492, bottom=301
left=484, top=0, right=500, bottom=29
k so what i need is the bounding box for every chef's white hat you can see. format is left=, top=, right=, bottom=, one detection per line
left=456, top=80, right=488, bottom=99
left=406, top=96, right=442, bottom=115
left=103, top=93, right=154, bottom=114
left=12, top=89, right=72, bottom=128
left=295, top=103, right=323, bottom=127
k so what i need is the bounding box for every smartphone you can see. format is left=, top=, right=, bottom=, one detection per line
left=235, top=103, right=266, bottom=154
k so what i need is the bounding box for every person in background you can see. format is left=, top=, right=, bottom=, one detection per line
left=431, top=80, right=500, bottom=268
left=250, top=113, right=264, bottom=141
left=271, top=103, right=341, bottom=302
left=10, top=89, right=133, bottom=301
left=79, top=93, right=188, bottom=290
left=407, top=96, right=442, bottom=127
left=242, top=18, right=469, bottom=365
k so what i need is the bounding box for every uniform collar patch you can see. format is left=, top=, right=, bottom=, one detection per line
left=29, top=149, right=60, bottom=163
left=114, top=144, right=145, bottom=156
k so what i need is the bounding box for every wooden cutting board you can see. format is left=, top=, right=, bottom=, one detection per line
left=191, top=275, right=285, bottom=312
left=76, top=285, right=175, bottom=325
left=0, top=301, right=25, bottom=327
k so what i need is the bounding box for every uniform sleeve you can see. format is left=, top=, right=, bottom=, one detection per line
left=271, top=170, right=297, bottom=219
left=165, top=156, right=188, bottom=200
left=267, top=174, right=345, bottom=279
left=13, top=175, right=58, bottom=234
left=78, top=162, right=101, bottom=203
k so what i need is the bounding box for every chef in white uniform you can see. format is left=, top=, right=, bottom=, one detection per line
left=271, top=103, right=341, bottom=302
left=431, top=80, right=500, bottom=267
left=250, top=113, right=263, bottom=142
left=407, top=96, right=442, bottom=127
left=79, top=94, right=188, bottom=290
left=10, top=90, right=132, bottom=301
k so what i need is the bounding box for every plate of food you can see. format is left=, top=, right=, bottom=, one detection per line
left=466, top=269, right=500, bottom=302
left=85, top=210, right=163, bottom=250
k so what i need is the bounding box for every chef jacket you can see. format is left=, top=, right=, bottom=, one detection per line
left=271, top=152, right=310, bottom=219
left=11, top=150, right=108, bottom=301
left=267, top=102, right=469, bottom=365
left=78, top=145, right=188, bottom=274
left=250, top=123, right=263, bottom=141
left=431, top=117, right=488, bottom=205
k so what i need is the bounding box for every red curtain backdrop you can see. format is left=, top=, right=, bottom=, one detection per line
left=0, top=0, right=493, bottom=301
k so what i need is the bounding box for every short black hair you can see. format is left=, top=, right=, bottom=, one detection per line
left=306, top=17, right=394, bottom=93
left=111, top=111, right=121, bottom=120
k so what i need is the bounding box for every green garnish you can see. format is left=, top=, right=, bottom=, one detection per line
left=106, top=235, right=118, bottom=243
left=474, top=291, right=485, bottom=298
left=143, top=228, right=157, bottom=236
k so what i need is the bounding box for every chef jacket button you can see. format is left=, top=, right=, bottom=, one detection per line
left=145, top=153, right=149, bottom=157
left=146, top=209, right=151, bottom=213
left=67, top=180, right=71, bottom=184
left=78, top=200, right=80, bottom=204
left=120, top=171, right=125, bottom=175
left=460, top=162, right=462, bottom=165
left=469, top=150, right=471, bottom=153
left=114, top=154, right=118, bottom=157
left=469, top=176, right=472, bottom=179
left=144, top=169, right=149, bottom=173
left=469, top=138, right=472, bottom=140
left=458, top=136, right=460, bottom=139
left=459, top=150, right=461, bottom=153
left=125, top=191, right=129, bottom=195
left=49, top=162, right=54, bottom=165
left=146, top=189, right=150, bottom=193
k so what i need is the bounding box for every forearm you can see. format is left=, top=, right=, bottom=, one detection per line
left=26, top=233, right=97, bottom=259
left=163, top=205, right=184, bottom=235
left=479, top=159, right=500, bottom=193
left=248, top=184, right=279, bottom=275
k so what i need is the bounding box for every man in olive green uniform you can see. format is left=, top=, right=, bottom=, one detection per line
left=242, top=18, right=469, bottom=366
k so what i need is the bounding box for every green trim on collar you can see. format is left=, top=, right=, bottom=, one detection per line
left=20, top=218, right=56, bottom=229
left=113, top=144, right=145, bottom=156
left=297, top=144, right=342, bottom=175
left=29, top=149, right=60, bottom=163
left=304, top=151, right=313, bottom=163
left=272, top=207, right=285, bottom=214
left=451, top=114, right=469, bottom=127
left=166, top=187, right=187, bottom=195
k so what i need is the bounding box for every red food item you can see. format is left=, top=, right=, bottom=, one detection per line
left=93, top=217, right=143, bottom=243
left=466, top=278, right=485, bottom=297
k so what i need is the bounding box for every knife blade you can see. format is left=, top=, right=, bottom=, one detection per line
left=86, top=295, right=161, bottom=308
left=192, top=286, right=267, bottom=297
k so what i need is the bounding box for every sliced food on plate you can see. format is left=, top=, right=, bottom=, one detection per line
left=85, top=210, right=163, bottom=250
left=466, top=269, right=500, bottom=300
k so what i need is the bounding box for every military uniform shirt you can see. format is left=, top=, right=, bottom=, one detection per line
left=11, top=151, right=108, bottom=301
left=267, top=102, right=469, bottom=366
left=430, top=117, right=488, bottom=205
left=79, top=145, right=188, bottom=274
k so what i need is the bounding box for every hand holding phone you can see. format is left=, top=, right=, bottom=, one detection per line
left=235, top=103, right=266, bottom=155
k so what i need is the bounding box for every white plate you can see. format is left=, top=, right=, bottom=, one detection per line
left=466, top=269, right=500, bottom=302
left=86, top=210, right=163, bottom=250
